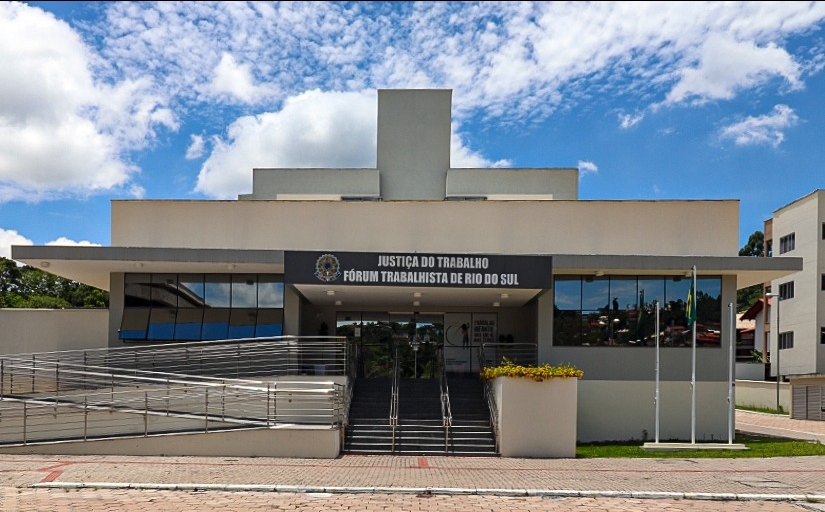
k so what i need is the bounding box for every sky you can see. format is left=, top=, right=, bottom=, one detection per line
left=2, top=1, right=825, bottom=261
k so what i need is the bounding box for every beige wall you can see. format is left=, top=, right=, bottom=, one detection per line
left=0, top=427, right=341, bottom=458
left=0, top=309, right=108, bottom=355
left=735, top=379, right=790, bottom=411
left=112, top=199, right=739, bottom=257
left=493, top=376, right=577, bottom=457
left=577, top=380, right=733, bottom=443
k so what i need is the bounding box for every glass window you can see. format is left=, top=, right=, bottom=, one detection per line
left=256, top=309, right=284, bottom=337
left=201, top=308, right=230, bottom=340
left=581, top=277, right=609, bottom=310
left=119, top=307, right=150, bottom=340
left=779, top=281, right=794, bottom=300
left=232, top=274, right=257, bottom=308
left=151, top=274, right=179, bottom=307
left=174, top=308, right=204, bottom=340
left=178, top=274, right=205, bottom=308
left=228, top=308, right=257, bottom=339
left=118, top=273, right=291, bottom=342
left=124, top=274, right=152, bottom=307
left=779, top=331, right=794, bottom=350
left=820, top=327, right=825, bottom=345
left=553, top=274, right=721, bottom=348
left=258, top=276, right=284, bottom=307
left=553, top=277, right=581, bottom=310
left=147, top=307, right=176, bottom=340
left=204, top=275, right=231, bottom=308
left=779, top=233, right=795, bottom=254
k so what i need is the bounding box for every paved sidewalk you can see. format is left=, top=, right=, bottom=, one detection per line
left=0, top=409, right=822, bottom=511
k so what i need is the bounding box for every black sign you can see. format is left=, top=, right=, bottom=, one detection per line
left=284, top=251, right=552, bottom=289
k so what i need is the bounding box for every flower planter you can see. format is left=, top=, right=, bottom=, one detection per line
left=492, top=376, right=577, bottom=458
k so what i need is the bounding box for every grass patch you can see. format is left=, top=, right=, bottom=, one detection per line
left=736, top=404, right=786, bottom=415
left=576, top=434, right=825, bottom=458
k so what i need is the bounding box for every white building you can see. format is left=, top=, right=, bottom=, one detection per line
left=11, top=88, right=801, bottom=444
left=765, top=190, right=825, bottom=420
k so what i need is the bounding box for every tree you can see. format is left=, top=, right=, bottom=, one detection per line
left=737, top=230, right=765, bottom=311
left=739, top=231, right=764, bottom=257
left=0, top=257, right=108, bottom=308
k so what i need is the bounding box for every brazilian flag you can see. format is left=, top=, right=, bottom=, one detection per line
left=686, top=280, right=697, bottom=326
left=636, top=290, right=647, bottom=341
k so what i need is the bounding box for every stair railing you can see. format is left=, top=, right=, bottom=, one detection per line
left=389, top=344, right=400, bottom=451
left=478, top=343, right=500, bottom=454
left=437, top=344, right=452, bottom=451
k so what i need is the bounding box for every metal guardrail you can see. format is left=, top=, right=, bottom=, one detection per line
left=0, top=336, right=349, bottom=381
left=482, top=377, right=500, bottom=453
left=0, top=337, right=347, bottom=447
left=389, top=345, right=399, bottom=451
left=478, top=342, right=538, bottom=368
left=438, top=345, right=452, bottom=450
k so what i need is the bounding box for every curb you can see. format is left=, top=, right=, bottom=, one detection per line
left=30, top=482, right=825, bottom=503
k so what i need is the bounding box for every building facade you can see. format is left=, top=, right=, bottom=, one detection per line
left=12, top=89, right=801, bottom=442
left=765, top=190, right=825, bottom=420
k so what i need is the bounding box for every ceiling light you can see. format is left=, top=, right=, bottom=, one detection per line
left=413, top=301, right=421, bottom=307
left=413, top=292, right=422, bottom=298
left=500, top=293, right=509, bottom=299
left=493, top=301, right=500, bottom=307
left=326, top=290, right=335, bottom=296
left=40, top=261, right=50, bottom=268
left=334, top=300, right=342, bottom=306
left=594, top=271, right=604, bottom=277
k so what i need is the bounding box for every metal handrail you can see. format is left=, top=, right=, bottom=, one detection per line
left=482, top=377, right=500, bottom=453
left=437, top=345, right=452, bottom=451
left=389, top=344, right=400, bottom=451
left=478, top=342, right=538, bottom=368
left=0, top=336, right=349, bottom=383
left=0, top=380, right=344, bottom=446
left=0, top=337, right=348, bottom=447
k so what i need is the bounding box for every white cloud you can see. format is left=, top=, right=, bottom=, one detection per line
left=619, top=113, right=645, bottom=129
left=0, top=2, right=175, bottom=203
left=718, top=104, right=799, bottom=148
left=209, top=52, right=276, bottom=104
left=665, top=34, right=802, bottom=106
left=46, top=237, right=101, bottom=247
left=194, top=90, right=379, bottom=198
left=0, top=227, right=32, bottom=260
left=186, top=135, right=206, bottom=160
left=3, top=1, right=825, bottom=206
left=194, top=91, right=509, bottom=198
left=450, top=125, right=511, bottom=168
left=578, top=160, right=598, bottom=177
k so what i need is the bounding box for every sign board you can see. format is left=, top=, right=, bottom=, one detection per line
left=284, top=251, right=552, bottom=289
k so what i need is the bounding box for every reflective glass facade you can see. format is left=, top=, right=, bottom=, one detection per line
left=553, top=275, right=722, bottom=347
left=119, top=273, right=284, bottom=342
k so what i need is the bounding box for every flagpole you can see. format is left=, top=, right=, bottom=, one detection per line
left=654, top=300, right=660, bottom=444
left=690, top=265, right=697, bottom=445
left=727, top=301, right=735, bottom=444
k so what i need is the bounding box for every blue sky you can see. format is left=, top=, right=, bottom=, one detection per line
left=2, top=1, right=825, bottom=259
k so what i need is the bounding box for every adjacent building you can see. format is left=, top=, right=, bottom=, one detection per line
left=764, top=190, right=825, bottom=420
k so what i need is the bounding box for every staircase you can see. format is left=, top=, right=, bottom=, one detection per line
left=343, top=375, right=497, bottom=455
left=343, top=377, right=394, bottom=454
left=445, top=374, right=497, bottom=455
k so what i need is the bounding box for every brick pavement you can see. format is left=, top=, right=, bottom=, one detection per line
left=0, top=409, right=822, bottom=511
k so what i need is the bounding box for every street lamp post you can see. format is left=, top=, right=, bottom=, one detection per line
left=410, top=337, right=420, bottom=379
left=766, top=293, right=781, bottom=413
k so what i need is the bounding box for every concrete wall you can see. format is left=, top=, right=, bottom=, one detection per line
left=0, top=427, right=341, bottom=458
left=735, top=379, right=791, bottom=412
left=111, top=199, right=740, bottom=257
left=0, top=309, right=108, bottom=355
left=577, top=380, right=733, bottom=442
left=493, top=376, right=577, bottom=457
